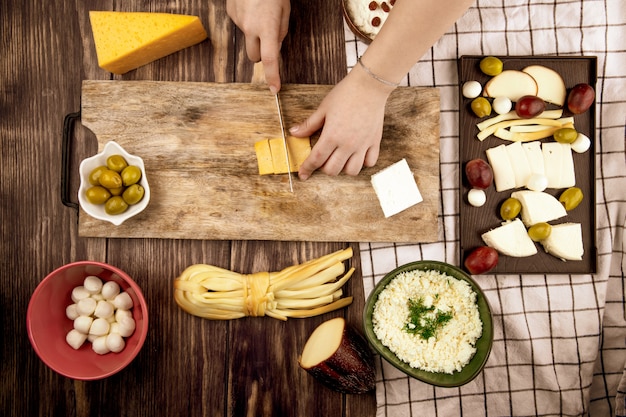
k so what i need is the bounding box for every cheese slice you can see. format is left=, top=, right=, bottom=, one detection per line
left=255, top=136, right=311, bottom=175
left=510, top=190, right=567, bottom=226
left=481, top=218, right=537, bottom=257
left=371, top=159, right=423, bottom=218
left=486, top=144, right=515, bottom=192
left=89, top=11, right=208, bottom=74
left=542, top=142, right=575, bottom=189
left=541, top=223, right=583, bottom=261
left=505, top=141, right=532, bottom=188
left=522, top=141, right=544, bottom=175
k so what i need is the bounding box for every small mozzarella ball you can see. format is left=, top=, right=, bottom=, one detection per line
left=106, top=333, right=126, bottom=353
left=74, top=315, right=93, bottom=334
left=76, top=297, right=97, bottom=316
left=109, top=322, right=120, bottom=334
left=66, top=329, right=88, bottom=350
left=492, top=96, right=512, bottom=115
left=117, top=316, right=136, bottom=338
left=92, top=336, right=110, bottom=355
left=91, top=293, right=104, bottom=301
left=71, top=286, right=91, bottom=303
left=462, top=80, right=482, bottom=99
left=571, top=132, right=591, bottom=153
left=94, top=300, right=115, bottom=319
left=66, top=304, right=79, bottom=320
left=113, top=292, right=133, bottom=310
left=83, top=275, right=103, bottom=294
left=89, top=318, right=111, bottom=336
left=467, top=188, right=487, bottom=207
left=101, top=281, right=121, bottom=300
left=115, top=309, right=132, bottom=322
left=526, top=173, right=548, bottom=192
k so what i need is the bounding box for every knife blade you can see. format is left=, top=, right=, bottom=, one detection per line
left=274, top=92, right=294, bottom=193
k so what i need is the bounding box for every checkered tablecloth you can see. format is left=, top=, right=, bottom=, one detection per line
left=345, top=1, right=626, bottom=415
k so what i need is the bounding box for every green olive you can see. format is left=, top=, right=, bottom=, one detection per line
left=98, top=169, right=123, bottom=189
left=479, top=56, right=503, bottom=76
left=471, top=97, right=492, bottom=118
left=500, top=197, right=522, bottom=220
left=106, top=154, right=128, bottom=173
left=104, top=196, right=129, bottom=215
left=85, top=186, right=111, bottom=205
left=528, top=222, right=552, bottom=242
left=553, top=128, right=578, bottom=144
left=122, top=184, right=145, bottom=205
left=121, top=165, right=142, bottom=187
left=559, top=187, right=583, bottom=211
left=88, top=165, right=108, bottom=186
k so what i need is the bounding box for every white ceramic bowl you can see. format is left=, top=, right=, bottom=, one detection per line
left=78, top=141, right=150, bottom=226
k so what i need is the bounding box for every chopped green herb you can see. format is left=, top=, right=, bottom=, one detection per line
left=404, top=298, right=453, bottom=340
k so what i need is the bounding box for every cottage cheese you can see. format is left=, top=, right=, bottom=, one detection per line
left=372, top=269, right=482, bottom=374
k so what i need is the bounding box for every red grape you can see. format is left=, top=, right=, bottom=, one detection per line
left=465, top=159, right=493, bottom=190
left=567, top=83, right=595, bottom=114
left=515, top=95, right=545, bottom=119
left=464, top=246, right=499, bottom=275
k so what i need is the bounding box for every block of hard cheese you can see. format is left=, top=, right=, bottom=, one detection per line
left=89, top=11, right=208, bottom=74
left=255, top=136, right=311, bottom=175
left=371, top=159, right=423, bottom=218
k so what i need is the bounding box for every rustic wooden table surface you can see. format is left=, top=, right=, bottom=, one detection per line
left=1, top=0, right=376, bottom=416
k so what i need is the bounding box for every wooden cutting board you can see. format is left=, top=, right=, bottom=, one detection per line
left=79, top=80, right=440, bottom=242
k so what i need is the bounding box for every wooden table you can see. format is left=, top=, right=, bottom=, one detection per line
left=1, top=1, right=376, bottom=415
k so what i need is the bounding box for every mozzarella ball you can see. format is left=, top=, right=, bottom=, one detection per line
left=109, top=322, right=120, bottom=334
left=83, top=275, right=103, bottom=294
left=117, top=316, right=136, bottom=338
left=462, top=80, right=482, bottom=99
left=66, top=303, right=79, bottom=320
left=526, top=173, right=548, bottom=192
left=113, top=292, right=133, bottom=310
left=66, top=329, right=88, bottom=350
left=94, top=300, right=115, bottom=319
left=115, top=309, right=132, bottom=322
left=71, top=286, right=91, bottom=303
left=101, top=281, right=121, bottom=300
left=74, top=316, right=93, bottom=334
left=76, top=297, right=97, bottom=316
left=91, top=293, right=104, bottom=301
left=105, top=333, right=126, bottom=353
left=571, top=132, right=591, bottom=153
left=92, top=336, right=110, bottom=355
left=89, top=318, right=111, bottom=336
left=492, top=96, right=512, bottom=114
left=467, top=189, right=487, bottom=207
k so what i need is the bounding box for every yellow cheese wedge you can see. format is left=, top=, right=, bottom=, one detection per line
left=89, top=11, right=208, bottom=74
left=255, top=136, right=311, bottom=175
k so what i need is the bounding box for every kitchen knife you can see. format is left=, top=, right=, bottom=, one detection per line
left=274, top=93, right=294, bottom=193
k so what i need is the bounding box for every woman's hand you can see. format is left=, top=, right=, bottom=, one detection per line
left=226, top=0, right=290, bottom=93
left=292, top=63, right=396, bottom=180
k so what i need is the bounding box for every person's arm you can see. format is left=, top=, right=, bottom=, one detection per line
left=226, top=0, right=290, bottom=93
left=294, top=0, right=474, bottom=180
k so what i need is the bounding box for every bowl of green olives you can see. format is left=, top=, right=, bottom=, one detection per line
left=78, top=141, right=150, bottom=226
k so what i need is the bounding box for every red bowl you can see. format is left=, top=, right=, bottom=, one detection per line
left=27, top=261, right=148, bottom=380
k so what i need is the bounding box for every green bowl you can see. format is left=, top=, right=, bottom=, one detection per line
left=363, top=260, right=493, bottom=387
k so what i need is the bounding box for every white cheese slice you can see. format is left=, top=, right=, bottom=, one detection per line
left=522, top=141, right=544, bottom=175
left=510, top=190, right=567, bottom=226
left=542, top=142, right=575, bottom=188
left=541, top=223, right=584, bottom=261
left=486, top=144, right=516, bottom=192
left=506, top=141, right=532, bottom=188
left=371, top=159, right=423, bottom=218
left=481, top=218, right=537, bottom=257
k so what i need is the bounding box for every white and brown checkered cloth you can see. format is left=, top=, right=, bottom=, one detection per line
left=345, top=1, right=626, bottom=415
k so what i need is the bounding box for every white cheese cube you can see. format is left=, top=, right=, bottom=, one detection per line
left=371, top=159, right=423, bottom=218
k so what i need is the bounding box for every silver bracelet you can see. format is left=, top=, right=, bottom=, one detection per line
left=357, top=58, right=400, bottom=87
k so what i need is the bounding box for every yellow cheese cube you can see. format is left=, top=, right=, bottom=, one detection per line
left=254, top=136, right=311, bottom=175
left=89, top=11, right=208, bottom=74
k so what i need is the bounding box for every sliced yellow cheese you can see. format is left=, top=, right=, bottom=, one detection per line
left=254, top=136, right=311, bottom=175
left=89, top=11, right=208, bottom=74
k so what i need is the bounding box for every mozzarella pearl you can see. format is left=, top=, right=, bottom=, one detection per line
left=77, top=297, right=97, bottom=316
left=74, top=315, right=93, bottom=334
left=89, top=318, right=110, bottom=336
left=83, top=275, right=103, bottom=294
left=467, top=189, right=487, bottom=207
left=94, top=300, right=115, bottom=319
left=571, top=133, right=591, bottom=153
left=526, top=173, right=549, bottom=192
left=66, top=303, right=79, bottom=320
left=492, top=96, right=512, bottom=115
left=117, top=316, right=136, bottom=338
left=66, top=329, right=88, bottom=350
left=462, top=81, right=482, bottom=99
left=106, top=333, right=126, bottom=353
left=113, top=292, right=133, bottom=310
left=92, top=336, right=110, bottom=355
left=101, top=281, right=121, bottom=300
left=71, top=286, right=91, bottom=303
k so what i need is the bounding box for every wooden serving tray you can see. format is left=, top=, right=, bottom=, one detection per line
left=79, top=80, right=440, bottom=242
left=458, top=56, right=597, bottom=274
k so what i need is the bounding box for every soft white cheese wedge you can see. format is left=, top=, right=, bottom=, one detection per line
left=510, top=190, right=567, bottom=226
left=542, top=142, right=575, bottom=188
left=506, top=141, right=532, bottom=188
left=481, top=218, right=537, bottom=257
left=541, top=223, right=584, bottom=261
left=371, top=159, right=423, bottom=218
left=486, top=144, right=516, bottom=192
